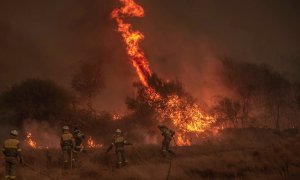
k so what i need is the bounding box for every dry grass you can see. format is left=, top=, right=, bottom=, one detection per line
left=1, top=128, right=300, bottom=179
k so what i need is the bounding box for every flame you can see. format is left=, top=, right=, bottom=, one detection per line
left=112, top=114, right=122, bottom=121
left=112, top=0, right=151, bottom=87
left=176, top=133, right=191, bottom=146
left=112, top=0, right=216, bottom=146
left=87, top=136, right=103, bottom=148
left=25, top=132, right=37, bottom=149
left=25, top=132, right=55, bottom=149
left=147, top=93, right=216, bottom=146
left=111, top=110, right=126, bottom=121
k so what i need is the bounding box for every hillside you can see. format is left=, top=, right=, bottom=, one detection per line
left=1, top=128, right=300, bottom=179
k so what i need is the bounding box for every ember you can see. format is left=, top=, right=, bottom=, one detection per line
left=112, top=114, right=122, bottom=121
left=112, top=0, right=216, bottom=146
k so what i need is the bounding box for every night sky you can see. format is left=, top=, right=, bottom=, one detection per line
left=1, top=0, right=300, bottom=111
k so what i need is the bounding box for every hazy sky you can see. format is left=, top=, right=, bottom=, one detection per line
left=0, top=0, right=299, bottom=111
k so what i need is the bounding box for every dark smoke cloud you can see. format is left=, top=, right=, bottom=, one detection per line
left=0, top=0, right=300, bottom=111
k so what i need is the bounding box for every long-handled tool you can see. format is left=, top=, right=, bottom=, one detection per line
left=166, top=159, right=172, bottom=180
left=70, top=150, right=73, bottom=170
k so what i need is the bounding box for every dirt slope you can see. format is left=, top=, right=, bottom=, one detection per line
left=1, top=128, right=300, bottom=180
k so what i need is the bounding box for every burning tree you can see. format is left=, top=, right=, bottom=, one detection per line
left=112, top=0, right=215, bottom=145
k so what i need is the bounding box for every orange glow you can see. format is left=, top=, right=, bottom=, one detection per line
left=112, top=114, right=122, bottom=121
left=146, top=92, right=216, bottom=146
left=112, top=111, right=127, bottom=121
left=176, top=133, right=191, bottom=146
left=112, top=0, right=216, bottom=146
left=112, top=0, right=151, bottom=87
left=25, top=132, right=37, bottom=149
left=87, top=136, right=103, bottom=148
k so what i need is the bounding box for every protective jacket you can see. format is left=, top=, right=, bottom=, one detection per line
left=60, top=132, right=75, bottom=150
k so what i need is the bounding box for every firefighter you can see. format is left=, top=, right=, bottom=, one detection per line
left=60, top=126, right=75, bottom=169
left=2, top=130, right=23, bottom=179
left=106, top=129, right=132, bottom=168
left=72, top=127, right=85, bottom=165
left=158, top=125, right=175, bottom=156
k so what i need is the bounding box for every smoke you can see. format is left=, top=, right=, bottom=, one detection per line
left=0, top=0, right=299, bottom=147
left=0, top=124, right=16, bottom=144
left=0, top=119, right=61, bottom=149
left=1, top=0, right=300, bottom=112
left=22, top=119, right=61, bottom=148
left=139, top=0, right=300, bottom=104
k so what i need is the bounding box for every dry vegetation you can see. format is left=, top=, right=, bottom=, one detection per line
left=1, top=128, right=300, bottom=180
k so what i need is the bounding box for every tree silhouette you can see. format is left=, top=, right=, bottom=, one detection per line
left=72, top=61, right=105, bottom=112
left=1, top=79, right=73, bottom=126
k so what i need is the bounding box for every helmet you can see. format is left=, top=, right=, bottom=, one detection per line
left=73, top=127, right=80, bottom=133
left=10, top=130, right=18, bottom=136
left=115, top=129, right=122, bottom=133
left=62, top=126, right=69, bottom=131
left=158, top=125, right=167, bottom=129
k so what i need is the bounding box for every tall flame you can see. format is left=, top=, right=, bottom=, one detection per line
left=112, top=0, right=151, bottom=87
left=112, top=0, right=215, bottom=146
